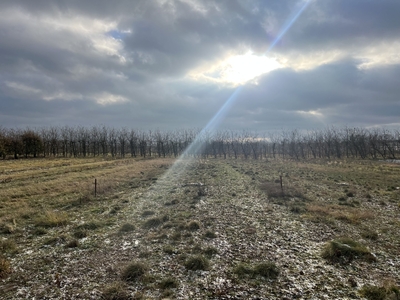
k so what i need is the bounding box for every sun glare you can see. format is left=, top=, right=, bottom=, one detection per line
left=191, top=51, right=282, bottom=85
left=221, top=52, right=282, bottom=84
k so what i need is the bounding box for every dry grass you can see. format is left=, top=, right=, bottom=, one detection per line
left=321, top=237, right=376, bottom=263
left=121, top=261, right=148, bottom=282
left=0, top=256, right=11, bottom=279
left=34, top=211, right=69, bottom=228
left=359, top=283, right=400, bottom=300
left=0, top=157, right=173, bottom=225
left=234, top=261, right=280, bottom=279
left=0, top=157, right=399, bottom=299
left=306, top=204, right=375, bottom=224
left=102, top=281, right=130, bottom=300
left=0, top=239, right=17, bottom=254
left=184, top=255, right=210, bottom=271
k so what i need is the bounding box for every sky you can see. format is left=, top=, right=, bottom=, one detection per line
left=1, top=0, right=400, bottom=132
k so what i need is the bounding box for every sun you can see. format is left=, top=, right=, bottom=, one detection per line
left=221, top=51, right=282, bottom=84
left=191, top=51, right=282, bottom=85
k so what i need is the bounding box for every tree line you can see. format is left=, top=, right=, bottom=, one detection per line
left=0, top=126, right=399, bottom=160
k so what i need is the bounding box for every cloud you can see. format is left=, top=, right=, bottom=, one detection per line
left=0, top=0, right=399, bottom=131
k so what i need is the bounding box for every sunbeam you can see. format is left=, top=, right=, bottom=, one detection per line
left=266, top=0, right=311, bottom=53
left=140, top=0, right=311, bottom=198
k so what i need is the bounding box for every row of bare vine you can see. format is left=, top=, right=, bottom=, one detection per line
left=0, top=126, right=399, bottom=160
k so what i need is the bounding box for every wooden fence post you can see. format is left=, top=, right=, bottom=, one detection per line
left=94, top=178, right=97, bottom=198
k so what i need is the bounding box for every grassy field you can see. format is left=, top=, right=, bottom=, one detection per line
left=1, top=157, right=399, bottom=299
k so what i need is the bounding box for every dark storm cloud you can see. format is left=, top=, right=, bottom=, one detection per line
left=274, top=0, right=400, bottom=53
left=0, top=0, right=399, bottom=130
left=226, top=60, right=400, bottom=130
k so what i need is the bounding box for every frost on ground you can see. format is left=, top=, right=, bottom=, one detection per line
left=1, top=158, right=399, bottom=299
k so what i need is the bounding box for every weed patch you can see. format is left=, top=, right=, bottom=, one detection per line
left=321, top=237, right=376, bottom=263
left=0, top=256, right=11, bottom=279
left=359, top=284, right=400, bottom=300
left=361, top=229, right=379, bottom=240
left=32, top=227, right=48, bottom=236
left=76, top=221, right=104, bottom=230
left=184, top=255, right=210, bottom=271
left=159, top=277, right=178, bottom=289
left=141, top=210, right=155, bottom=217
left=73, top=230, right=87, bottom=239
left=259, top=181, right=284, bottom=198
left=187, top=220, right=200, bottom=231
left=43, top=235, right=67, bottom=246
left=260, top=180, right=307, bottom=200
left=142, top=217, right=163, bottom=229
left=118, top=223, right=135, bottom=233
left=307, top=204, right=374, bottom=224
left=204, top=230, right=217, bottom=239
left=0, top=223, right=16, bottom=234
left=171, top=232, right=182, bottom=241
left=164, top=199, right=179, bottom=206
left=163, top=245, right=175, bottom=255
left=65, top=239, right=79, bottom=248
left=234, top=261, right=279, bottom=279
left=203, top=246, right=218, bottom=258
left=102, top=282, right=130, bottom=300
left=253, top=262, right=280, bottom=278
left=0, top=239, right=17, bottom=254
left=121, top=261, right=148, bottom=282
left=34, top=211, right=69, bottom=228
left=289, top=202, right=307, bottom=214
